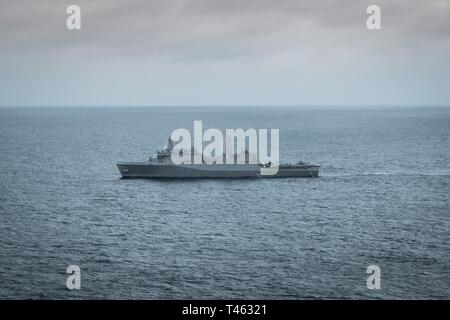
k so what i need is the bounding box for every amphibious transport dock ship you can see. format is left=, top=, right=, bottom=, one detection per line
left=117, top=138, right=320, bottom=179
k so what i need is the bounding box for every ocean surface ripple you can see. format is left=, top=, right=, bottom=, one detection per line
left=0, top=107, right=449, bottom=299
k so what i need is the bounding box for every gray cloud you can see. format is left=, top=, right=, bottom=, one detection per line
left=0, top=0, right=449, bottom=106
left=1, top=0, right=449, bottom=61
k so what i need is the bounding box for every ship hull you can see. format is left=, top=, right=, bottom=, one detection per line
left=116, top=163, right=320, bottom=179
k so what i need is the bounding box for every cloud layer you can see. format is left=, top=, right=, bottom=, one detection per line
left=0, top=0, right=449, bottom=106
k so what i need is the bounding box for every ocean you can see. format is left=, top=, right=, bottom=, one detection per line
left=0, top=106, right=449, bottom=299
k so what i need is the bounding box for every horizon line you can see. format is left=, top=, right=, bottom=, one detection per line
left=1, top=104, right=450, bottom=109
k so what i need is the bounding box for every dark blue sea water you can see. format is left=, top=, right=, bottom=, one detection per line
left=0, top=106, right=449, bottom=299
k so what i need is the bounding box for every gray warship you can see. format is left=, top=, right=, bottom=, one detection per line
left=117, top=138, right=320, bottom=179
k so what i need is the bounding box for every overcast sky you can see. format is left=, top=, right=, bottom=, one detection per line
left=0, top=0, right=449, bottom=106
